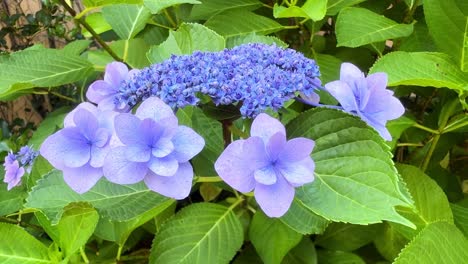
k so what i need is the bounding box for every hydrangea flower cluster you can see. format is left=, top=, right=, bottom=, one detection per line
left=3, top=145, right=38, bottom=190
left=215, top=114, right=315, bottom=217
left=115, top=43, right=322, bottom=117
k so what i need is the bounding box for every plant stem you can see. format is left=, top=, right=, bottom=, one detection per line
left=421, top=134, right=441, bottom=172
left=57, top=0, right=122, bottom=62
left=80, top=247, right=89, bottom=263
left=221, top=119, right=233, bottom=147
left=116, top=245, right=124, bottom=261
left=397, top=143, right=424, bottom=147
left=196, top=176, right=223, bottom=183
left=413, top=123, right=439, bottom=134
left=164, top=9, right=177, bottom=28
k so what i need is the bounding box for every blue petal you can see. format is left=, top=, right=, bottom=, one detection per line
left=148, top=156, right=178, bottom=176
left=152, top=138, right=174, bottom=158
left=45, top=128, right=90, bottom=168
left=279, top=137, right=315, bottom=162
left=73, top=108, right=99, bottom=140
left=325, top=80, right=358, bottom=113
left=266, top=132, right=286, bottom=161
left=64, top=103, right=98, bottom=128
left=144, top=162, right=194, bottom=199
left=250, top=113, right=286, bottom=145
left=277, top=158, right=315, bottom=187
left=340, top=63, right=365, bottom=83
left=114, top=113, right=143, bottom=145
left=135, top=97, right=178, bottom=132
left=62, top=164, right=102, bottom=194
left=103, top=146, right=148, bottom=184
left=254, top=175, right=295, bottom=218
left=104, top=62, right=128, bottom=87
left=254, top=165, right=277, bottom=185
left=125, top=145, right=151, bottom=162
left=171, top=126, right=205, bottom=162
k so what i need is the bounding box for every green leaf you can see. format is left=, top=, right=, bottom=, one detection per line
left=226, top=33, right=287, bottom=48
left=287, top=108, right=414, bottom=227
left=57, top=203, right=99, bottom=257
left=25, top=170, right=170, bottom=224
left=394, top=222, right=468, bottom=263
left=424, top=0, right=468, bottom=71
left=326, top=0, right=367, bottom=15
left=149, top=202, right=243, bottom=264
left=249, top=211, right=302, bottom=264
left=29, top=107, right=69, bottom=148
left=280, top=198, right=329, bottom=235
left=0, top=166, right=26, bottom=216
left=147, top=23, right=225, bottom=63
left=316, top=250, right=365, bottom=264
left=190, top=0, right=262, bottom=20
left=374, top=223, right=409, bottom=261
left=399, top=22, right=437, bottom=52
left=450, top=202, right=468, bottom=237
left=144, top=0, right=201, bottom=14
left=369, top=52, right=468, bottom=92
left=111, top=38, right=151, bottom=68
left=386, top=116, right=417, bottom=149
left=0, top=48, right=93, bottom=100
left=27, top=156, right=53, bottom=191
left=102, top=4, right=152, bottom=39
left=205, top=9, right=284, bottom=38
left=282, top=238, right=317, bottom=264
left=336, top=7, right=413, bottom=47
left=83, top=0, right=142, bottom=8
left=0, top=223, right=52, bottom=263
left=62, top=40, right=92, bottom=55
left=82, top=12, right=112, bottom=38
left=316, top=223, right=381, bottom=251
left=273, top=0, right=327, bottom=21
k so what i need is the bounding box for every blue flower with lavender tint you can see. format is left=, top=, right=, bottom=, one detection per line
left=115, top=43, right=321, bottom=117
left=41, top=103, right=117, bottom=193
left=103, top=97, right=205, bottom=199
left=3, top=146, right=38, bottom=190
left=86, top=62, right=139, bottom=111
left=324, top=63, right=405, bottom=140
left=215, top=113, right=315, bottom=217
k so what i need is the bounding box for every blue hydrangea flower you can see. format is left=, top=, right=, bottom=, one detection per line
left=3, top=146, right=38, bottom=190
left=86, top=62, right=139, bottom=111
left=325, top=63, right=405, bottom=140
left=215, top=113, right=315, bottom=217
left=116, top=43, right=321, bottom=117
left=40, top=103, right=117, bottom=193
left=103, top=97, right=205, bottom=199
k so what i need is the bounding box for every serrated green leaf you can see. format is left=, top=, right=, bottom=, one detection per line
left=399, top=22, right=437, bottom=52
left=0, top=223, right=52, bottom=263
left=250, top=211, right=302, bottom=264
left=326, top=0, right=367, bottom=15
left=111, top=38, right=151, bottom=68
left=82, top=12, right=112, bottom=38
left=62, top=40, right=92, bottom=55
left=102, top=4, right=152, bottom=40
left=336, top=7, right=413, bottom=47
left=147, top=23, right=225, bottom=63
left=29, top=107, right=69, bottom=148
left=287, top=108, right=414, bottom=227
left=226, top=33, right=287, bottom=48
left=27, top=156, right=53, bottom=191
left=394, top=222, right=468, bottom=263
left=424, top=0, right=468, bottom=71
left=205, top=9, right=284, bottom=38
left=191, top=0, right=262, bottom=20
left=316, top=223, right=381, bottom=251
left=316, top=249, right=365, bottom=264
left=369, top=52, right=468, bottom=92
left=150, top=202, right=243, bottom=264
left=374, top=223, right=409, bottom=261
left=144, top=0, right=201, bottom=14
left=274, top=0, right=327, bottom=21
left=282, top=238, right=317, bottom=264
left=57, top=203, right=99, bottom=257
left=450, top=202, right=468, bottom=237
left=386, top=116, right=417, bottom=149
left=280, top=198, right=329, bottom=235
left=25, top=170, right=170, bottom=224
left=0, top=48, right=93, bottom=100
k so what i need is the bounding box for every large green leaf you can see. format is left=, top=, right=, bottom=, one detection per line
left=83, top=0, right=142, bottom=8
left=273, top=0, right=327, bottom=21
left=369, top=52, right=468, bottom=92
left=57, top=203, right=99, bottom=258
left=249, top=211, right=302, bottom=264
left=287, top=108, right=414, bottom=226
left=149, top=202, right=243, bottom=264
left=394, top=222, right=468, bottom=263
left=424, top=0, right=468, bottom=71
left=326, top=0, right=367, bottom=15
left=226, top=33, right=287, bottom=48
left=0, top=47, right=93, bottom=100
left=280, top=198, right=329, bottom=235
left=450, top=202, right=468, bottom=237
left=316, top=223, right=381, bottom=251
left=144, top=0, right=201, bottom=14
left=190, top=0, right=262, bottom=20
left=111, top=38, right=151, bottom=68
left=28, top=107, right=68, bottom=148
left=102, top=4, right=152, bottom=40
left=205, top=9, right=284, bottom=38
left=282, top=238, right=317, bottom=264
left=335, top=7, right=413, bottom=47
left=316, top=250, right=365, bottom=264
left=374, top=223, right=409, bottom=261
left=25, top=170, right=170, bottom=224
left=147, top=23, right=225, bottom=63
left=0, top=223, right=52, bottom=263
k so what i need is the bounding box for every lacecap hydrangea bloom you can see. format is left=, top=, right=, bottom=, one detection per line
left=215, top=113, right=315, bottom=217
left=103, top=97, right=205, bottom=199
left=324, top=63, right=405, bottom=140
left=3, top=146, right=38, bottom=190
left=86, top=62, right=139, bottom=112
left=116, top=43, right=321, bottom=117
left=41, top=103, right=117, bottom=193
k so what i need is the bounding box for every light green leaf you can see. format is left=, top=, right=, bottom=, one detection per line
left=369, top=52, right=468, bottom=92
left=0, top=48, right=93, bottom=100
left=190, top=0, right=262, bottom=20
left=450, top=202, right=468, bottom=237
left=374, top=223, right=409, bottom=261
left=226, top=33, right=287, bottom=48
left=102, top=4, right=151, bottom=40
left=144, top=0, right=201, bottom=14
left=147, top=23, right=225, bottom=63
left=249, top=211, right=302, bottom=264
left=326, top=0, right=367, bottom=15
left=386, top=116, right=417, bottom=149
left=273, top=0, right=327, bottom=21
left=62, top=40, right=92, bottom=55
left=82, top=12, right=112, bottom=38
left=314, top=53, right=341, bottom=104
left=25, top=170, right=170, bottom=224
left=336, top=7, right=413, bottom=47
left=282, top=238, right=317, bottom=264
left=399, top=22, right=437, bottom=52
left=111, top=38, right=151, bottom=68
left=316, top=223, right=381, bottom=251
left=280, top=198, right=329, bottom=235
left=0, top=166, right=26, bottom=216
left=83, top=0, right=142, bottom=8
left=57, top=203, right=99, bottom=257
left=205, top=9, right=284, bottom=38
left=316, top=250, right=365, bottom=264
left=150, top=203, right=243, bottom=264
left=0, top=223, right=52, bottom=263
left=394, top=222, right=468, bottom=263
left=424, top=0, right=468, bottom=71
left=287, top=108, right=414, bottom=227
left=29, top=107, right=69, bottom=148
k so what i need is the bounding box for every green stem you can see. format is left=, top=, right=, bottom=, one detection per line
left=413, top=123, right=439, bottom=134
left=80, top=247, right=89, bottom=263
left=421, top=134, right=441, bottom=172
left=164, top=9, right=177, bottom=28
left=397, top=143, right=424, bottom=147
left=196, top=176, right=223, bottom=183
left=116, top=245, right=124, bottom=261
left=283, top=25, right=300, bottom=29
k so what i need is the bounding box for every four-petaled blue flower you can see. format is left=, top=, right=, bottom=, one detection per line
left=103, top=97, right=205, bottom=199
left=215, top=113, right=315, bottom=217
left=325, top=63, right=405, bottom=140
